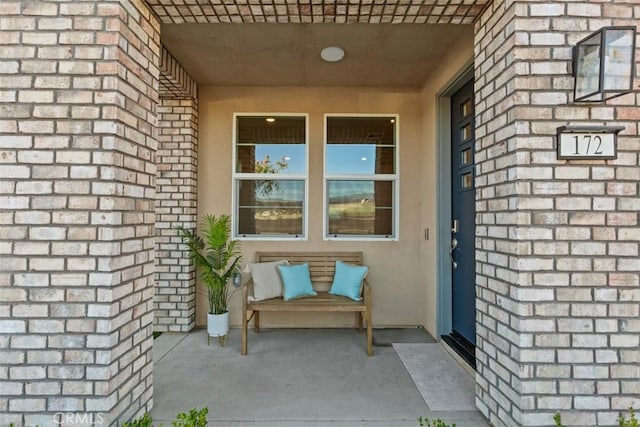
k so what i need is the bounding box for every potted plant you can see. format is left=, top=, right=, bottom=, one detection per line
left=177, top=214, right=241, bottom=346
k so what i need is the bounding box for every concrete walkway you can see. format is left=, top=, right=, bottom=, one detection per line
left=152, top=328, right=490, bottom=427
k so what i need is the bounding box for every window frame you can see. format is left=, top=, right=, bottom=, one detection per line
left=322, top=113, right=400, bottom=241
left=231, top=112, right=309, bottom=241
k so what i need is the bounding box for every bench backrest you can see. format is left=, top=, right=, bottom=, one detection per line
left=256, top=251, right=364, bottom=289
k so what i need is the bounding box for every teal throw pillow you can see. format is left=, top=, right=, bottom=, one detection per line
left=277, top=263, right=317, bottom=301
left=329, top=260, right=368, bottom=301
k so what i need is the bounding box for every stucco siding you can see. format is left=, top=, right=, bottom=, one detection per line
left=197, top=86, right=433, bottom=329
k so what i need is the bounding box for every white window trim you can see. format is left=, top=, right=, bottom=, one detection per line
left=231, top=112, right=309, bottom=241
left=322, top=113, right=400, bottom=241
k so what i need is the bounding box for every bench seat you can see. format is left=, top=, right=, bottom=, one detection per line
left=248, top=291, right=368, bottom=311
left=241, top=251, right=373, bottom=356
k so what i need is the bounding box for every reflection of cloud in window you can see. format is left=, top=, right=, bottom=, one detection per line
left=328, top=180, right=375, bottom=199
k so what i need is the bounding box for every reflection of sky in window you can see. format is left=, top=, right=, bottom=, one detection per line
left=255, top=145, right=306, bottom=175
left=326, top=145, right=377, bottom=174
left=254, top=144, right=383, bottom=175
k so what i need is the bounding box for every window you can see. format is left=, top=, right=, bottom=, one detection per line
left=233, top=114, right=308, bottom=239
left=324, top=115, right=398, bottom=240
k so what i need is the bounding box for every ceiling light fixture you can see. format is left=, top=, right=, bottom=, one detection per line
left=265, top=117, right=276, bottom=123
left=321, top=46, right=345, bottom=63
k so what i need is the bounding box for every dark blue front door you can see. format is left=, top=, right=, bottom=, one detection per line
left=446, top=78, right=476, bottom=364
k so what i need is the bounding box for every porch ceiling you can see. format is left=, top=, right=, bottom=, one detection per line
left=160, top=23, right=471, bottom=87
left=152, top=0, right=485, bottom=88
left=146, top=0, right=490, bottom=24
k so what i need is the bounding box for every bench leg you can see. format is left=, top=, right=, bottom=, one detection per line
left=357, top=312, right=363, bottom=332
left=254, top=311, right=260, bottom=333
left=366, top=311, right=373, bottom=356
left=241, top=309, right=248, bottom=355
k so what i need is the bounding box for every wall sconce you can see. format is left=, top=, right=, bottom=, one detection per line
left=573, top=26, right=636, bottom=102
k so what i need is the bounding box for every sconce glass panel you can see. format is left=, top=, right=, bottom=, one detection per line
left=573, top=26, right=636, bottom=102
left=574, top=32, right=602, bottom=101
left=603, top=28, right=635, bottom=91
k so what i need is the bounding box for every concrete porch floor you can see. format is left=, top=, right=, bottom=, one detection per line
left=152, top=328, right=490, bottom=427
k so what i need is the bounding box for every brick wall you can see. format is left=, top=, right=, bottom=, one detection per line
left=0, top=1, right=159, bottom=425
left=154, top=96, right=198, bottom=332
left=474, top=0, right=520, bottom=424
left=159, top=46, right=197, bottom=99
left=2, top=0, right=638, bottom=425
left=475, top=1, right=640, bottom=426
left=154, top=46, right=198, bottom=332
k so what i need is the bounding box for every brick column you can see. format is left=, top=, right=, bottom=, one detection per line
left=154, top=98, right=198, bottom=332
left=0, top=1, right=159, bottom=425
left=474, top=1, right=639, bottom=426
left=154, top=48, right=198, bottom=332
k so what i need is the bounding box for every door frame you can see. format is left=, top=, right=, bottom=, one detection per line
left=435, top=62, right=475, bottom=339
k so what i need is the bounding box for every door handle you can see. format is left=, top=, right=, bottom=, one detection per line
left=449, top=238, right=458, bottom=269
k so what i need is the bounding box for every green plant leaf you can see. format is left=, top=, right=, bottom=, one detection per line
left=553, top=413, right=565, bottom=427
left=123, top=412, right=153, bottom=427
left=176, top=215, right=241, bottom=314
left=417, top=417, right=456, bottom=427
left=172, top=407, right=208, bottom=427
left=619, top=407, right=638, bottom=427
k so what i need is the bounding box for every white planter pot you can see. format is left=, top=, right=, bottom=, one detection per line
left=207, top=312, right=229, bottom=346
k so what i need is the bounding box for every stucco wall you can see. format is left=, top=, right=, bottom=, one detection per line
left=197, top=86, right=430, bottom=329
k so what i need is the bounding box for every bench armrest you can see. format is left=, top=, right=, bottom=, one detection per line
left=243, top=277, right=255, bottom=291
left=363, top=279, right=372, bottom=305
left=242, top=279, right=253, bottom=309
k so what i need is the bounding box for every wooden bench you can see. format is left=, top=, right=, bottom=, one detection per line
left=241, top=251, right=373, bottom=356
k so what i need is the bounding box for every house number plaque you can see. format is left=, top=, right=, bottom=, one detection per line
left=557, top=126, right=624, bottom=160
